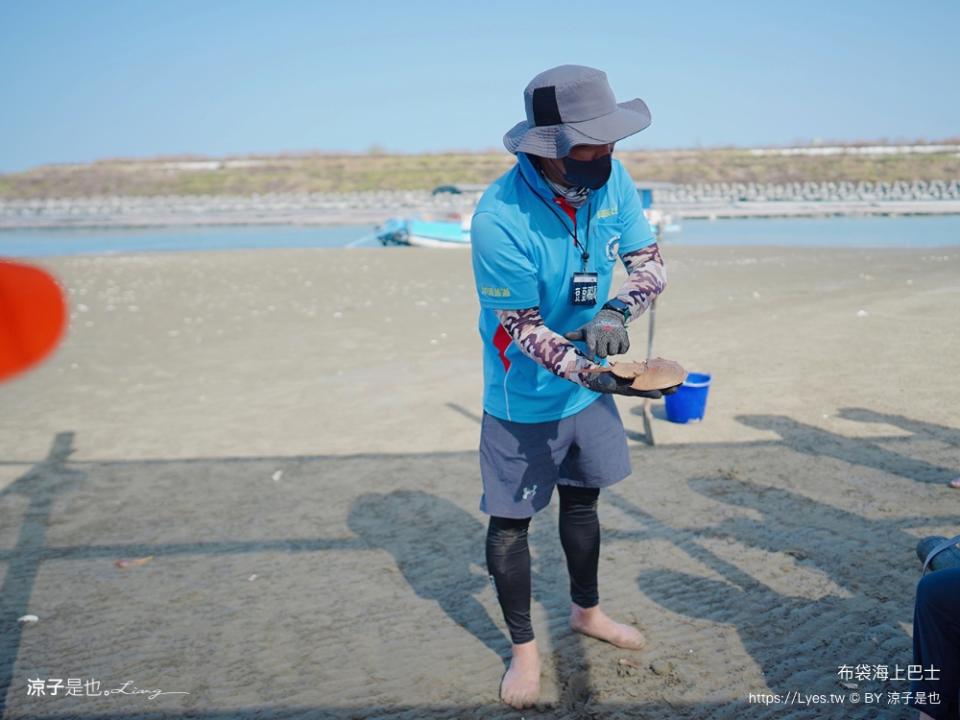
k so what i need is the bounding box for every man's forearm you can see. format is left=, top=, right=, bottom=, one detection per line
left=494, top=308, right=601, bottom=387
left=613, top=243, right=666, bottom=322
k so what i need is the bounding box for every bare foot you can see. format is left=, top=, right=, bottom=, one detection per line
left=570, top=603, right=647, bottom=650
left=499, top=640, right=540, bottom=709
left=948, top=477, right=960, bottom=489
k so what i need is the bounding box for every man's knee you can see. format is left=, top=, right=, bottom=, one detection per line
left=557, top=484, right=600, bottom=511
left=487, top=516, right=532, bottom=554
left=917, top=568, right=960, bottom=616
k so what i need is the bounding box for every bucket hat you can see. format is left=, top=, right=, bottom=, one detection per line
left=503, top=65, right=651, bottom=159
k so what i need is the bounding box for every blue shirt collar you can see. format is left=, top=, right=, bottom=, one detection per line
left=516, top=152, right=559, bottom=203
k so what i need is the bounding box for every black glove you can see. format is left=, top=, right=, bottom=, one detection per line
left=582, top=372, right=683, bottom=398
left=564, top=308, right=629, bottom=359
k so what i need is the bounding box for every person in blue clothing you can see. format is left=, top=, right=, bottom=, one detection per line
left=470, top=64, right=678, bottom=709
left=909, top=567, right=960, bottom=720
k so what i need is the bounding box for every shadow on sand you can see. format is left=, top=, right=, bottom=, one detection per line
left=1, top=407, right=957, bottom=718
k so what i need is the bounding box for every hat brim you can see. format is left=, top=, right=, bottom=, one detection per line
left=503, top=98, right=651, bottom=158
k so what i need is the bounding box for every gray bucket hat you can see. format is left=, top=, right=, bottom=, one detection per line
left=503, top=65, right=651, bottom=159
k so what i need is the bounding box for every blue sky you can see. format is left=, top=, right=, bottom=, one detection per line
left=1, top=0, right=957, bottom=172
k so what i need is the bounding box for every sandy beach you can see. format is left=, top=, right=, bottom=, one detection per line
left=1, top=244, right=959, bottom=718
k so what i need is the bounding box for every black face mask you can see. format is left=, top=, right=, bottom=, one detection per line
left=562, top=153, right=612, bottom=190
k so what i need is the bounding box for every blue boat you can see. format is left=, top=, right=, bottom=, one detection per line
left=375, top=215, right=472, bottom=249
left=375, top=183, right=678, bottom=248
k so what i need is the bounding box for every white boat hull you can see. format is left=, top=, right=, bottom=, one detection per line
left=406, top=234, right=471, bottom=249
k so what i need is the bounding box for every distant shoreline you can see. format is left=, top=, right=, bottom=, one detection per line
left=4, top=144, right=958, bottom=228
left=3, top=143, right=959, bottom=198
left=2, top=195, right=960, bottom=230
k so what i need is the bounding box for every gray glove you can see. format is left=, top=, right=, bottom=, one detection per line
left=564, top=308, right=629, bottom=359
left=582, top=372, right=681, bottom=398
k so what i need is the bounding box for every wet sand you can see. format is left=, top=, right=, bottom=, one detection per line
left=1, top=245, right=958, bottom=718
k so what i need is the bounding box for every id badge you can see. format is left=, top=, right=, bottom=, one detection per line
left=570, top=272, right=598, bottom=306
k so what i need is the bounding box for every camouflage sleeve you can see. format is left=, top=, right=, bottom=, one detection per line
left=614, top=243, right=667, bottom=323
left=493, top=308, right=602, bottom=387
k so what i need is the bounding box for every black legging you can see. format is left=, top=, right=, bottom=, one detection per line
left=485, top=484, right=600, bottom=645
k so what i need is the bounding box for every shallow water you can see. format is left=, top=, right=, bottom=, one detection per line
left=0, top=224, right=380, bottom=257
left=1, top=213, right=959, bottom=257
left=671, top=214, right=960, bottom=248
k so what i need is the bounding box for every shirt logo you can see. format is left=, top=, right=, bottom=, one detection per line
left=605, top=235, right=621, bottom=261
left=481, top=286, right=511, bottom=298
left=596, top=206, right=618, bottom=219
left=522, top=484, right=538, bottom=501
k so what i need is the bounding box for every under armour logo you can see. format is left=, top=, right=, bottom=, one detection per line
left=522, top=484, right=538, bottom=500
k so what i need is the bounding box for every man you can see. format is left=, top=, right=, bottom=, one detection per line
left=470, top=65, right=675, bottom=709
left=910, top=566, right=960, bottom=720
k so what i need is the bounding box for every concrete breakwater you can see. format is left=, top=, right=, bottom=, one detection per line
left=657, top=179, right=960, bottom=219
left=1, top=180, right=959, bottom=228
left=660, top=179, right=960, bottom=203
left=0, top=191, right=470, bottom=229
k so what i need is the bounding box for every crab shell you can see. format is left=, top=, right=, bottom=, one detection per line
left=585, top=357, right=688, bottom=391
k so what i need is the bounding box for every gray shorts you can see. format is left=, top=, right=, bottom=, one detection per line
left=478, top=394, right=632, bottom=519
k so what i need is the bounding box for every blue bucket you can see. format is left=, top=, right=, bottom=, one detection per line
left=665, top=372, right=712, bottom=424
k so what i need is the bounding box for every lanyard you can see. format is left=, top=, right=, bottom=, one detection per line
left=519, top=171, right=592, bottom=272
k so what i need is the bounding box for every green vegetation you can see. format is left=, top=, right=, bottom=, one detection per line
left=617, top=149, right=960, bottom=185
left=1, top=147, right=958, bottom=198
